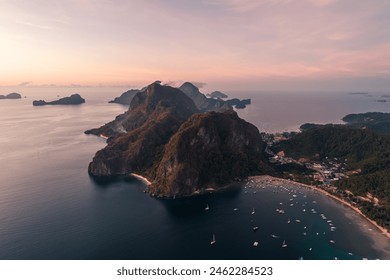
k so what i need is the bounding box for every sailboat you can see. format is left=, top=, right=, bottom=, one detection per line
left=282, top=240, right=287, bottom=248
left=251, top=207, right=255, bottom=215
left=210, top=234, right=216, bottom=245
left=205, top=204, right=210, bottom=211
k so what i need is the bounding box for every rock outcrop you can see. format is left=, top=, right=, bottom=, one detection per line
left=109, top=89, right=140, bottom=105
left=0, top=93, right=21, bottom=99
left=207, top=91, right=228, bottom=99
left=33, top=94, right=85, bottom=106
left=225, top=98, right=251, bottom=109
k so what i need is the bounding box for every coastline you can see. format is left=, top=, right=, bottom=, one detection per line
left=249, top=175, right=390, bottom=240
left=130, top=173, right=152, bottom=186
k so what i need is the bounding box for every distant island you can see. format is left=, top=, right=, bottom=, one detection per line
left=33, top=94, right=85, bottom=106
left=108, top=82, right=251, bottom=109
left=381, top=95, right=390, bottom=98
left=109, top=89, right=141, bottom=105
left=207, top=91, right=228, bottom=99
left=86, top=82, right=269, bottom=198
left=225, top=98, right=251, bottom=109
left=348, top=92, right=369, bottom=95
left=0, top=93, right=21, bottom=99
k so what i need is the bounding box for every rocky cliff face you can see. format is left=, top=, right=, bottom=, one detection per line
left=86, top=83, right=198, bottom=139
left=87, top=82, right=268, bottom=198
left=147, top=110, right=267, bottom=197
left=87, top=83, right=199, bottom=176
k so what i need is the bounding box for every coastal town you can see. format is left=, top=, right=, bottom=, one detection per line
left=263, top=132, right=390, bottom=231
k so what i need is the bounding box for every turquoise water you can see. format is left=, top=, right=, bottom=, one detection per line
left=0, top=87, right=389, bottom=259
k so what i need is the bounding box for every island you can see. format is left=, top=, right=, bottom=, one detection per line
left=108, top=89, right=141, bottom=105
left=33, top=94, right=85, bottom=106
left=179, top=82, right=251, bottom=110
left=86, top=82, right=269, bottom=197
left=0, top=93, right=22, bottom=99
left=225, top=98, right=251, bottom=109
left=207, top=91, right=228, bottom=99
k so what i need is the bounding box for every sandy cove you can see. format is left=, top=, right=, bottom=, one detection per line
left=248, top=175, right=390, bottom=240
left=130, top=173, right=152, bottom=186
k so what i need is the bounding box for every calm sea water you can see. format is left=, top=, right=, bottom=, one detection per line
left=0, top=87, right=390, bottom=259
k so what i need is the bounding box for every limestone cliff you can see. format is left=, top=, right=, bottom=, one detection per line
left=147, top=110, right=268, bottom=197
left=87, top=83, right=199, bottom=176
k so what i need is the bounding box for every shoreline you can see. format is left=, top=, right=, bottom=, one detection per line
left=130, top=173, right=152, bottom=186
left=249, top=175, right=390, bottom=240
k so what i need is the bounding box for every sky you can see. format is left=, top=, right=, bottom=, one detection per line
left=1, top=0, right=390, bottom=91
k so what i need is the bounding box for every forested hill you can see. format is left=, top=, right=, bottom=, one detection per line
left=276, top=124, right=390, bottom=227
left=342, top=112, right=390, bottom=135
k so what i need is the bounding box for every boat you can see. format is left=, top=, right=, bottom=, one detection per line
left=295, top=219, right=301, bottom=223
left=210, top=234, right=216, bottom=245
left=287, top=219, right=291, bottom=224
left=233, top=208, right=238, bottom=211
left=282, top=240, right=287, bottom=248
left=253, top=226, right=259, bottom=232
left=205, top=204, right=210, bottom=211
left=329, top=240, right=335, bottom=244
left=271, top=234, right=280, bottom=238
left=251, top=208, right=255, bottom=215
left=253, top=241, right=259, bottom=247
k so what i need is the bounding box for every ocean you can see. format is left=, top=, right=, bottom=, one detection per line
left=1, top=86, right=390, bottom=259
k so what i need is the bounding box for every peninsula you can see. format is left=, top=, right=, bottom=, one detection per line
left=33, top=94, right=85, bottom=106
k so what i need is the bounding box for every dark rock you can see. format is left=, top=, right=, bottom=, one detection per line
left=32, top=94, right=85, bottom=106
left=207, top=91, right=228, bottom=99
left=109, top=89, right=140, bottom=105
left=225, top=98, right=251, bottom=109
left=0, top=93, right=22, bottom=99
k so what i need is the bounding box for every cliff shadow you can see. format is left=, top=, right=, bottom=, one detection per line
left=159, top=183, right=243, bottom=218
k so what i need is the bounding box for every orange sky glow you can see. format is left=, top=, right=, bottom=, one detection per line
left=1, top=0, right=389, bottom=91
